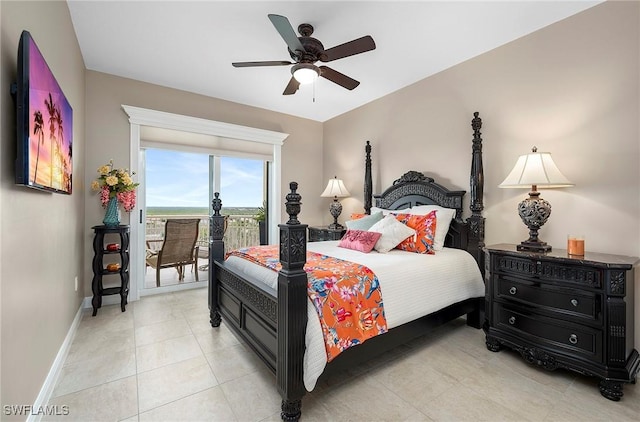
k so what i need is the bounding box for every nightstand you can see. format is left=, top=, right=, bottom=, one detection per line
left=484, top=244, right=640, bottom=401
left=308, top=226, right=346, bottom=242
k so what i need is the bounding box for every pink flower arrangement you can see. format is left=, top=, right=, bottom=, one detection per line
left=91, top=160, right=139, bottom=212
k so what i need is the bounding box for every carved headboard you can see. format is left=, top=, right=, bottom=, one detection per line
left=373, top=171, right=468, bottom=251
left=362, top=112, right=485, bottom=269
left=373, top=171, right=464, bottom=218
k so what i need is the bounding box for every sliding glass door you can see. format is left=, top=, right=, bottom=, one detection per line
left=218, top=156, right=266, bottom=251
left=141, top=148, right=266, bottom=293
left=123, top=105, right=287, bottom=304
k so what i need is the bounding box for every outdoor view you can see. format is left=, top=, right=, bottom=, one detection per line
left=145, top=149, right=264, bottom=213
left=144, top=149, right=265, bottom=288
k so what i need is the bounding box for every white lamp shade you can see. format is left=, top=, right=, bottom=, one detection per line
left=499, top=149, right=574, bottom=188
left=293, top=66, right=319, bottom=84
left=321, top=178, right=350, bottom=198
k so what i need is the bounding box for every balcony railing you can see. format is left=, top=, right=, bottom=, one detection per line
left=145, top=214, right=261, bottom=253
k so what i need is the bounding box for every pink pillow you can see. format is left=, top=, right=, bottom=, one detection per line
left=338, top=229, right=382, bottom=253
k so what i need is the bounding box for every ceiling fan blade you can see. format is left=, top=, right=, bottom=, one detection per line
left=319, top=66, right=360, bottom=90
left=321, top=36, right=376, bottom=62
left=232, top=60, right=293, bottom=68
left=268, top=14, right=305, bottom=56
left=283, top=77, right=300, bottom=95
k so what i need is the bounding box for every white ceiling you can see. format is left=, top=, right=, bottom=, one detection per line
left=67, top=1, right=602, bottom=122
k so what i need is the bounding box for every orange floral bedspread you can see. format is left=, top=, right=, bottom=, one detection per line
left=226, top=245, right=388, bottom=361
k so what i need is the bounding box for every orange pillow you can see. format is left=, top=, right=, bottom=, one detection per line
left=350, top=213, right=367, bottom=220
left=393, top=211, right=437, bottom=254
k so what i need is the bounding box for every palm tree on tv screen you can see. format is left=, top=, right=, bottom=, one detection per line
left=32, top=110, right=44, bottom=183
left=54, top=105, right=64, bottom=188
left=44, top=93, right=57, bottom=185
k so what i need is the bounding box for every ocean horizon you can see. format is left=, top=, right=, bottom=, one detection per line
left=146, top=206, right=259, bottom=216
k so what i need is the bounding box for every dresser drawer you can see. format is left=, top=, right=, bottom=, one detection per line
left=495, top=255, right=602, bottom=289
left=496, top=275, right=601, bottom=324
left=495, top=305, right=603, bottom=363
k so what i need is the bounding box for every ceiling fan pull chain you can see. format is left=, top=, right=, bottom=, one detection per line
left=313, top=78, right=316, bottom=103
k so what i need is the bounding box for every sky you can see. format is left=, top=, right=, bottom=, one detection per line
left=145, top=149, right=263, bottom=208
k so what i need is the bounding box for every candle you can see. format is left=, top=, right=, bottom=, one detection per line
left=567, top=235, right=585, bottom=256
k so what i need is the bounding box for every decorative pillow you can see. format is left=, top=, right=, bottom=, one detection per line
left=393, top=211, right=437, bottom=254
left=371, top=206, right=410, bottom=216
left=338, top=230, right=382, bottom=253
left=409, top=205, right=456, bottom=251
left=345, top=211, right=383, bottom=231
left=368, top=214, right=416, bottom=253
left=350, top=213, right=367, bottom=220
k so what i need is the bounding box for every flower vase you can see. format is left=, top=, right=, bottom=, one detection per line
left=103, top=197, right=120, bottom=227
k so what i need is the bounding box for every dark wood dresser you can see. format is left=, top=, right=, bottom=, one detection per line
left=484, top=243, right=639, bottom=400
left=308, top=226, right=346, bottom=242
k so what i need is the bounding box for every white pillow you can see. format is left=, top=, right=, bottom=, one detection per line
left=371, top=206, right=410, bottom=216
left=368, top=214, right=416, bottom=253
left=409, top=205, right=456, bottom=251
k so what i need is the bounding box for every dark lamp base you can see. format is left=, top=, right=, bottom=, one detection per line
left=328, top=199, right=343, bottom=231
left=517, top=240, right=552, bottom=253
left=516, top=190, right=553, bottom=253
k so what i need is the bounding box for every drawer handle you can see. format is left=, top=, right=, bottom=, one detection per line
left=509, top=287, right=517, bottom=295
left=508, top=316, right=516, bottom=325
left=569, top=334, right=578, bottom=344
left=571, top=299, right=579, bottom=307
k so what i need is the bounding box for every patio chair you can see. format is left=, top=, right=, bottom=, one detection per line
left=145, top=219, right=200, bottom=287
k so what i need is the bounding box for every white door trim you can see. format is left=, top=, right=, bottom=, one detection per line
left=121, top=105, right=288, bottom=300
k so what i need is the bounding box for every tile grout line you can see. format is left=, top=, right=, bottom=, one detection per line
left=190, top=310, right=242, bottom=422
left=132, top=299, right=141, bottom=421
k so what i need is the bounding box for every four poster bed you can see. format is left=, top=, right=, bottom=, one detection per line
left=208, top=112, right=486, bottom=421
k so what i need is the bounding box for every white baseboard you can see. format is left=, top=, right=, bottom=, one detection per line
left=28, top=302, right=84, bottom=422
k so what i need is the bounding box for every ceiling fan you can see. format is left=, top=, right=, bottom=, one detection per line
left=232, top=14, right=376, bottom=95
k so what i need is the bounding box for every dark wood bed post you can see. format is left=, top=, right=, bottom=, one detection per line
left=277, top=182, right=308, bottom=421
left=364, top=140, right=373, bottom=214
left=209, top=192, right=225, bottom=327
left=467, top=112, right=485, bottom=274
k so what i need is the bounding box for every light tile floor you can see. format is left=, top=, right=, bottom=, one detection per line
left=46, top=287, right=639, bottom=421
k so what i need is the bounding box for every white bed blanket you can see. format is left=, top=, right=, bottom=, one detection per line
left=223, top=241, right=484, bottom=390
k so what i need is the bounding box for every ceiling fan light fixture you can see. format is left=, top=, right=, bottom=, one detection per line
left=292, top=64, right=319, bottom=84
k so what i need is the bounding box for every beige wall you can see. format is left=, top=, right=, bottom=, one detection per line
left=324, top=0, right=640, bottom=347
left=84, top=71, right=324, bottom=295
left=0, top=0, right=86, bottom=413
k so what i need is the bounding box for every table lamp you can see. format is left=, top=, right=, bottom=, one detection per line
left=499, top=147, right=574, bottom=252
left=321, top=176, right=350, bottom=230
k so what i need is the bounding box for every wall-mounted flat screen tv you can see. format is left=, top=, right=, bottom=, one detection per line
left=15, top=30, right=73, bottom=194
